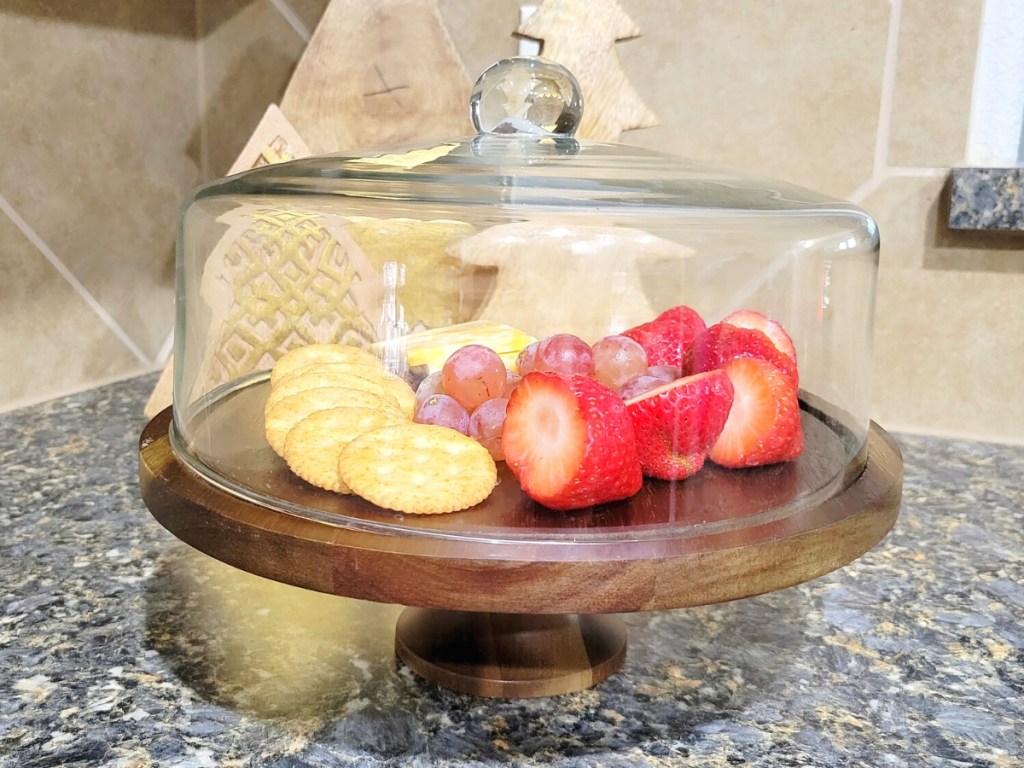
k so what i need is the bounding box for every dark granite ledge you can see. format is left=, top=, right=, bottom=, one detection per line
left=0, top=375, right=1022, bottom=767
left=948, top=167, right=1024, bottom=231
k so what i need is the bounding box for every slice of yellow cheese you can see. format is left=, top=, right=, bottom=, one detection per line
left=373, top=321, right=536, bottom=374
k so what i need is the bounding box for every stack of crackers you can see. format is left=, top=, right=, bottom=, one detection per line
left=264, top=343, right=497, bottom=515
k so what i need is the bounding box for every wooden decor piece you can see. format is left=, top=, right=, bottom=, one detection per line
left=517, top=0, right=658, bottom=141
left=453, top=221, right=694, bottom=341
left=280, top=0, right=472, bottom=154
left=144, top=105, right=312, bottom=419
left=344, top=217, right=477, bottom=332
left=193, top=209, right=383, bottom=392
left=225, top=104, right=312, bottom=173
left=144, top=360, right=176, bottom=420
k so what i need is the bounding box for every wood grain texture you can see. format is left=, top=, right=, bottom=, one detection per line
left=518, top=0, right=658, bottom=141
left=280, top=0, right=473, bottom=154
left=139, top=406, right=902, bottom=615
left=395, top=610, right=626, bottom=698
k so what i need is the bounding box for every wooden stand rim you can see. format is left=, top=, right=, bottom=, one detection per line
left=139, top=407, right=902, bottom=614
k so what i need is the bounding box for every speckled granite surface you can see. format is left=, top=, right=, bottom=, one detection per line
left=1, top=374, right=1021, bottom=767
left=948, top=168, right=1024, bottom=231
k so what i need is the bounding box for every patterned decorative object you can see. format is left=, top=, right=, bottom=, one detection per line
left=145, top=106, right=312, bottom=417
left=197, top=208, right=383, bottom=388
left=229, top=104, right=312, bottom=173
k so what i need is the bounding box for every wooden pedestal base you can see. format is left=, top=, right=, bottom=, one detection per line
left=141, top=403, right=901, bottom=699
left=394, top=609, right=627, bottom=698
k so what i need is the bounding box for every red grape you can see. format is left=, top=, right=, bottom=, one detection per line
left=592, top=334, right=648, bottom=389
left=534, top=334, right=595, bottom=377
left=414, top=394, right=470, bottom=434
left=442, top=344, right=508, bottom=412
left=503, top=369, right=522, bottom=397
left=516, top=341, right=540, bottom=375
left=618, top=374, right=668, bottom=400
left=647, top=365, right=681, bottom=383
left=415, top=371, right=445, bottom=410
left=469, top=397, right=509, bottom=460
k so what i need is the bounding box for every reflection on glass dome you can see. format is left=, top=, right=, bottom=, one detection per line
left=171, top=57, right=881, bottom=542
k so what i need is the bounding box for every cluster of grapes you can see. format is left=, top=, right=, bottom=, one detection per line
left=516, top=333, right=677, bottom=398
left=413, top=344, right=517, bottom=460
left=413, top=333, right=676, bottom=459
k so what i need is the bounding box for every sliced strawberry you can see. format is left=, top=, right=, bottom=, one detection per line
left=655, top=304, right=707, bottom=331
left=709, top=357, right=803, bottom=468
left=502, top=372, right=642, bottom=510
left=625, top=370, right=734, bottom=480
left=683, top=322, right=799, bottom=386
left=622, top=305, right=706, bottom=368
left=721, top=309, right=797, bottom=362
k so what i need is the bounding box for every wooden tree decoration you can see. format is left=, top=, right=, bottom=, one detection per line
left=453, top=220, right=695, bottom=342
left=280, top=0, right=472, bottom=154
left=147, top=0, right=664, bottom=417
left=518, top=0, right=658, bottom=141
left=228, top=104, right=312, bottom=170
left=147, top=0, right=474, bottom=417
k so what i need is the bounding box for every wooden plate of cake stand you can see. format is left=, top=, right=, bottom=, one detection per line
left=139, top=383, right=902, bottom=699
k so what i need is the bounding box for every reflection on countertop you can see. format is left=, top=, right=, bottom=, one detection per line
left=0, top=374, right=1021, bottom=767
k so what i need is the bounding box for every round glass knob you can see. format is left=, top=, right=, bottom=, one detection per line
left=470, top=57, right=583, bottom=137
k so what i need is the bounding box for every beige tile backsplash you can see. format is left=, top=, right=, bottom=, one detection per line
left=0, top=2, right=197, bottom=367
left=1, top=0, right=1020, bottom=443
left=888, top=0, right=983, bottom=168
left=197, top=0, right=308, bottom=178
left=625, top=0, right=892, bottom=199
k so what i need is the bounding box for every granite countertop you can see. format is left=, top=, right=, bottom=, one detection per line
left=948, top=167, right=1024, bottom=231
left=1, top=374, right=1021, bottom=767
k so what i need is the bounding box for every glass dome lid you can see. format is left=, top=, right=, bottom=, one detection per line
left=172, top=56, right=882, bottom=545
left=187, top=57, right=870, bottom=217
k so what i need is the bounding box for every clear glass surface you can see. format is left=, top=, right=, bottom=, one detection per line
left=173, top=126, right=879, bottom=545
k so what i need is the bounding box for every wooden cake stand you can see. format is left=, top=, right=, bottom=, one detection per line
left=139, top=384, right=902, bottom=698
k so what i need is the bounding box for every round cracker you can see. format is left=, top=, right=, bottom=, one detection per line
left=338, top=424, right=497, bottom=515
left=270, top=344, right=381, bottom=387
left=283, top=406, right=409, bottom=493
left=266, top=370, right=400, bottom=412
left=378, top=375, right=416, bottom=419
left=264, top=387, right=401, bottom=457
left=274, top=359, right=387, bottom=389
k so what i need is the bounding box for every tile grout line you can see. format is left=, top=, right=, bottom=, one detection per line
left=195, top=0, right=210, bottom=180
left=873, top=0, right=902, bottom=176
left=156, top=327, right=175, bottom=366
left=848, top=0, right=903, bottom=204
left=0, top=193, right=151, bottom=365
left=268, top=0, right=312, bottom=42
left=887, top=167, right=949, bottom=177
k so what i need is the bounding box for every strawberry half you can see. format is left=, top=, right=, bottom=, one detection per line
left=683, top=322, right=799, bottom=386
left=721, top=309, right=797, bottom=362
left=502, top=372, right=642, bottom=510
left=624, top=370, right=734, bottom=480
left=709, top=357, right=803, bottom=468
left=622, top=305, right=706, bottom=368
